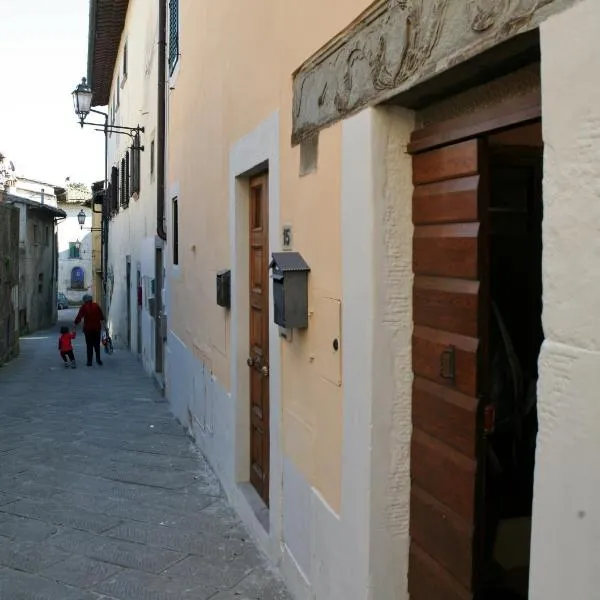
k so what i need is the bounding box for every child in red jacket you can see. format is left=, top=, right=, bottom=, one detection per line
left=58, top=326, right=77, bottom=368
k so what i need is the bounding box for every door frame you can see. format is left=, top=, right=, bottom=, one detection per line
left=408, top=91, right=541, bottom=154
left=408, top=90, right=542, bottom=597
left=228, top=113, right=282, bottom=540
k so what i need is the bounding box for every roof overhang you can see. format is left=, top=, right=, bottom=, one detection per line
left=87, top=0, right=130, bottom=107
left=4, top=194, right=67, bottom=219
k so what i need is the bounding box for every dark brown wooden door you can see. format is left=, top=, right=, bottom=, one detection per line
left=410, top=138, right=489, bottom=600
left=248, top=175, right=270, bottom=506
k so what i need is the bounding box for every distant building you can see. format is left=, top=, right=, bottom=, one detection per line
left=0, top=153, right=17, bottom=191
left=55, top=184, right=94, bottom=305
left=2, top=193, right=65, bottom=334
left=10, top=176, right=58, bottom=208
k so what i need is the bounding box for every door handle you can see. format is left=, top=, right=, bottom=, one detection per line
left=261, top=365, right=269, bottom=377
left=440, top=345, right=456, bottom=382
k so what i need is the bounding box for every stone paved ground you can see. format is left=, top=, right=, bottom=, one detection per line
left=0, top=310, right=291, bottom=600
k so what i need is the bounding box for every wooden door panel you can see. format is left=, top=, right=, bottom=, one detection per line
left=413, top=176, right=480, bottom=225
left=411, top=429, right=477, bottom=522
left=412, top=377, right=478, bottom=457
left=409, top=546, right=472, bottom=600
left=414, top=223, right=479, bottom=279
left=413, top=140, right=479, bottom=186
left=410, top=137, right=488, bottom=599
left=251, top=245, right=264, bottom=292
left=412, top=326, right=478, bottom=397
left=249, top=175, right=270, bottom=506
left=414, top=276, right=479, bottom=338
left=250, top=370, right=264, bottom=414
left=410, top=487, right=473, bottom=587
left=250, top=307, right=264, bottom=354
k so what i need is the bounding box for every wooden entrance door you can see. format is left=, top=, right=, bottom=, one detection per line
left=410, top=138, right=489, bottom=600
left=248, top=174, right=270, bottom=505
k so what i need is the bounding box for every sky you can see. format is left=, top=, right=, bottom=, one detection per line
left=0, top=0, right=105, bottom=187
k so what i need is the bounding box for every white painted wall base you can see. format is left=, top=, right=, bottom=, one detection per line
left=165, top=329, right=284, bottom=574
left=166, top=325, right=354, bottom=600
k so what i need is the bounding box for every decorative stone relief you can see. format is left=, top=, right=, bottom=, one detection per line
left=292, top=0, right=571, bottom=144
left=467, top=0, right=511, bottom=32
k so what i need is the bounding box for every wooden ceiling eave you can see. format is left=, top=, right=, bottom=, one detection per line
left=87, top=0, right=130, bottom=107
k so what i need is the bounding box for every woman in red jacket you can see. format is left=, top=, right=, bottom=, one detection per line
left=74, top=294, right=106, bottom=367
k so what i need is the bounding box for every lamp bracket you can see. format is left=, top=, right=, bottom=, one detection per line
left=91, top=127, right=145, bottom=149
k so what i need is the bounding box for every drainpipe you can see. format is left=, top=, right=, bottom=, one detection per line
left=157, top=0, right=167, bottom=242
left=154, top=0, right=167, bottom=378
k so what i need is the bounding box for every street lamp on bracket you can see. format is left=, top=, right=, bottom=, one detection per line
left=71, top=77, right=145, bottom=147
left=72, top=77, right=93, bottom=126
left=71, top=77, right=145, bottom=219
left=72, top=76, right=145, bottom=308
left=77, top=209, right=102, bottom=232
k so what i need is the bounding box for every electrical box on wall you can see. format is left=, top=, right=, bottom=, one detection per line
left=216, top=269, right=231, bottom=309
left=269, top=252, right=310, bottom=329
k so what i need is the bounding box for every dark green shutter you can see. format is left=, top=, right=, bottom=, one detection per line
left=132, top=135, right=141, bottom=195
left=120, top=159, right=126, bottom=207
left=111, top=166, right=119, bottom=215
left=168, top=0, right=179, bottom=75
left=125, top=150, right=130, bottom=205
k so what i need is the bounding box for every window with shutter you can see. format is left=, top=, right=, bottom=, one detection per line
left=120, top=158, right=126, bottom=207
left=68, top=242, right=80, bottom=259
left=111, top=166, right=119, bottom=215
left=132, top=134, right=141, bottom=194
left=125, top=150, right=130, bottom=205
left=168, top=0, right=179, bottom=75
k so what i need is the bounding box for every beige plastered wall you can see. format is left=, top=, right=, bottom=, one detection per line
left=530, top=1, right=600, bottom=598
left=167, top=0, right=373, bottom=516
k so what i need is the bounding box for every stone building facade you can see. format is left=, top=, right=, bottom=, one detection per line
left=3, top=194, right=64, bottom=334
left=0, top=200, right=20, bottom=364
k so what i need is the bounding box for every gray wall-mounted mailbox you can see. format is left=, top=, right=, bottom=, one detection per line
left=216, top=269, right=231, bottom=309
left=269, top=252, right=311, bottom=329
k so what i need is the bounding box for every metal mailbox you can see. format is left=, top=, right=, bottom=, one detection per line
left=216, top=269, right=231, bottom=309
left=269, top=252, right=310, bottom=329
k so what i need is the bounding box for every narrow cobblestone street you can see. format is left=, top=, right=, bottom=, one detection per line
left=0, top=310, right=290, bottom=600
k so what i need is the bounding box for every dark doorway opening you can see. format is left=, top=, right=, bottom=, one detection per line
left=126, top=257, right=132, bottom=350
left=482, top=123, right=543, bottom=599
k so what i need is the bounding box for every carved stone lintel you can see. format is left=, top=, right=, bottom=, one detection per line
left=292, top=0, right=572, bottom=145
